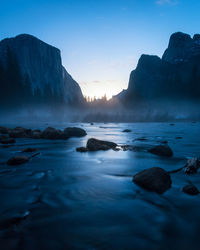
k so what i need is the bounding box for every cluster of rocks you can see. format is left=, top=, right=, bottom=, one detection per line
left=0, top=126, right=87, bottom=142
left=132, top=157, right=200, bottom=195
left=75, top=136, right=200, bottom=196
left=77, top=138, right=117, bottom=152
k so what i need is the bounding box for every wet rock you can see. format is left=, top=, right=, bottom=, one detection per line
left=86, top=138, right=117, bottom=151
left=31, top=131, right=42, bottom=139
left=0, top=126, right=9, bottom=134
left=90, top=123, right=94, bottom=125
left=33, top=129, right=41, bottom=133
left=184, top=158, right=200, bottom=174
left=133, top=167, right=172, bottom=194
left=161, top=140, right=168, bottom=144
left=170, top=123, right=175, bottom=126
left=9, top=127, right=32, bottom=138
left=148, top=145, right=173, bottom=157
left=123, top=129, right=132, bottom=133
left=64, top=127, right=87, bottom=137
left=76, top=147, right=88, bottom=152
left=176, top=136, right=183, bottom=139
left=121, top=145, right=135, bottom=151
left=21, top=147, right=37, bottom=153
left=182, top=184, right=199, bottom=195
left=136, top=137, right=147, bottom=141
left=41, top=127, right=68, bottom=140
left=0, top=138, right=16, bottom=144
left=7, top=155, right=29, bottom=165
left=0, top=211, right=30, bottom=229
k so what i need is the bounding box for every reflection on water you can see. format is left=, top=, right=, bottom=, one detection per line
left=0, top=122, right=200, bottom=249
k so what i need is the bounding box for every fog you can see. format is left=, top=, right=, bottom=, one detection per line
left=1, top=98, right=200, bottom=125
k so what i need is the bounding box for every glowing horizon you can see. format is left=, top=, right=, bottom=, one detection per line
left=1, top=0, right=200, bottom=99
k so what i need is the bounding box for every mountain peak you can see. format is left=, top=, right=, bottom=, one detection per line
left=162, top=31, right=200, bottom=63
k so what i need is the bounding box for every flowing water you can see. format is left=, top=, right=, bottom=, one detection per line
left=0, top=122, right=200, bottom=250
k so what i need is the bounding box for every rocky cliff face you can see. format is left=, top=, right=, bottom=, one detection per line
left=117, top=32, right=200, bottom=104
left=0, top=34, right=84, bottom=107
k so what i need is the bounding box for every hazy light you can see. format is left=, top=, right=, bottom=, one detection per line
left=80, top=80, right=126, bottom=99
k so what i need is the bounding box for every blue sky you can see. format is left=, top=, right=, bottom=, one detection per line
left=1, top=0, right=200, bottom=98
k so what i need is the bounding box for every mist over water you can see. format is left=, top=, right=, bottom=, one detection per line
left=1, top=98, right=200, bottom=125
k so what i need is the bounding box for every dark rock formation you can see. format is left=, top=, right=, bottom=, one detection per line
left=7, top=155, right=29, bottom=165
left=182, top=184, right=199, bottom=195
left=0, top=126, right=87, bottom=140
left=64, top=127, right=87, bottom=137
left=76, top=138, right=118, bottom=152
left=116, top=32, right=200, bottom=107
left=148, top=145, right=173, bottom=157
left=0, top=34, right=84, bottom=109
left=41, top=127, right=68, bottom=140
left=122, top=129, right=132, bottom=133
left=133, top=167, right=172, bottom=194
left=0, top=126, right=9, bottom=134
left=184, top=158, right=200, bottom=174
left=87, top=138, right=117, bottom=151
left=9, top=127, right=32, bottom=138
left=21, top=148, right=37, bottom=153
left=76, top=147, right=88, bottom=152
left=0, top=138, right=16, bottom=144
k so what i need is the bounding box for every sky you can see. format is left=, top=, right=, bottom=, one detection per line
left=0, top=0, right=200, bottom=99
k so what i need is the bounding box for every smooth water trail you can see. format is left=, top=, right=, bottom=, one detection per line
left=0, top=122, right=200, bottom=250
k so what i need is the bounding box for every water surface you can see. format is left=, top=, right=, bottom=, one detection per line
left=0, top=122, right=200, bottom=250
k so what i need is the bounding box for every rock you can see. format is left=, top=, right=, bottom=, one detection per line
left=31, top=131, right=42, bottom=139
left=121, top=145, right=135, bottom=151
left=123, top=129, right=132, bottom=133
left=161, top=140, right=168, bottom=144
left=133, top=167, right=172, bottom=194
left=148, top=145, right=173, bottom=157
left=41, top=127, right=68, bottom=140
left=182, top=184, right=199, bottom=195
left=176, top=136, right=183, bottom=139
left=0, top=138, right=16, bottom=144
left=33, top=129, right=41, bottom=133
left=0, top=126, right=9, bottom=134
left=9, top=127, right=32, bottom=138
left=170, top=123, right=175, bottom=126
left=86, top=138, right=117, bottom=151
left=136, top=137, right=147, bottom=141
left=76, top=147, right=88, bottom=152
left=0, top=34, right=84, bottom=108
left=21, top=147, right=37, bottom=153
left=64, top=127, right=87, bottom=137
left=7, top=155, right=29, bottom=165
left=90, top=123, right=94, bottom=125
left=184, top=158, right=200, bottom=174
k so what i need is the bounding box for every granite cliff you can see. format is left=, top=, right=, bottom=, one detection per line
left=0, top=34, right=84, bottom=108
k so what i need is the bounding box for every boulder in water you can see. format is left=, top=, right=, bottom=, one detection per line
left=182, top=184, right=199, bottom=195
left=7, top=155, right=29, bottom=165
left=123, top=129, right=132, bottom=133
left=0, top=126, right=9, bottom=134
left=41, top=127, right=68, bottom=140
left=133, top=167, right=172, bottom=194
left=21, top=147, right=37, bottom=153
left=0, top=138, right=16, bottom=144
left=184, top=158, right=200, bottom=174
left=9, top=127, right=32, bottom=138
left=148, top=145, right=173, bottom=157
left=76, top=147, right=88, bottom=152
left=86, top=138, right=117, bottom=151
left=64, top=127, right=87, bottom=137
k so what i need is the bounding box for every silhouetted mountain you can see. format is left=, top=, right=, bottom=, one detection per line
left=0, top=34, right=84, bottom=109
left=116, top=32, right=200, bottom=105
